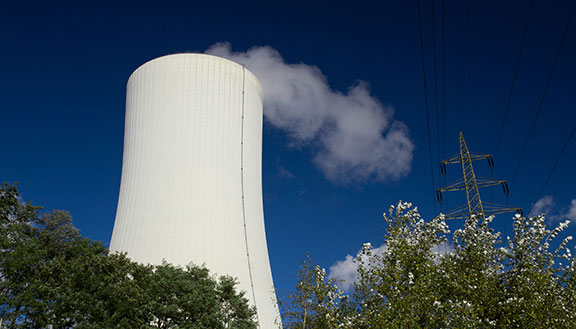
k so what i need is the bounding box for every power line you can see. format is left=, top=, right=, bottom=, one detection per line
left=459, top=0, right=471, bottom=132
left=417, top=0, right=438, bottom=215
left=532, top=122, right=576, bottom=205
left=431, top=0, right=442, bottom=191
left=441, top=0, right=448, bottom=209
left=509, top=0, right=576, bottom=191
left=494, top=0, right=535, bottom=160
left=441, top=0, right=447, bottom=161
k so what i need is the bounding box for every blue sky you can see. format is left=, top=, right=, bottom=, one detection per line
left=2, top=0, right=576, bottom=295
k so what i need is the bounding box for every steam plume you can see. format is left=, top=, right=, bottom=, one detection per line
left=206, top=43, right=414, bottom=184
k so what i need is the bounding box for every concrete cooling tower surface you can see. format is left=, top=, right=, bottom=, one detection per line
left=109, top=53, right=281, bottom=328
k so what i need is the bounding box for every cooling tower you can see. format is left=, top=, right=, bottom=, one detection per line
left=110, top=53, right=280, bottom=328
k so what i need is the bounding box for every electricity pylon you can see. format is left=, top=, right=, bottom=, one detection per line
left=436, top=132, right=521, bottom=220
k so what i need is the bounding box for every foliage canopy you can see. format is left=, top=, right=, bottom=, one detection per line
left=281, top=202, right=576, bottom=328
left=0, top=183, right=257, bottom=329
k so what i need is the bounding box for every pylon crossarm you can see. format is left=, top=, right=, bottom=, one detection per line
left=469, top=153, right=492, bottom=161
left=444, top=206, right=485, bottom=220
left=442, top=153, right=463, bottom=164
left=437, top=178, right=466, bottom=192
left=475, top=177, right=507, bottom=189
left=442, top=204, right=470, bottom=219
left=444, top=212, right=477, bottom=220
left=484, top=209, right=519, bottom=216
left=483, top=202, right=516, bottom=208
left=483, top=203, right=522, bottom=215
left=476, top=176, right=506, bottom=182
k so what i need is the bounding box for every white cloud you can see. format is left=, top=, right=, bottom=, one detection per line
left=327, top=243, right=387, bottom=292
left=529, top=196, right=576, bottom=223
left=277, top=165, right=295, bottom=179
left=431, top=241, right=454, bottom=255
left=529, top=195, right=555, bottom=218
left=328, top=241, right=452, bottom=292
left=566, top=199, right=576, bottom=222
left=206, top=43, right=414, bottom=184
left=328, top=254, right=357, bottom=292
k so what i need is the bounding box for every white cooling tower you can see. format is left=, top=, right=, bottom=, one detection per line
left=110, top=53, right=280, bottom=328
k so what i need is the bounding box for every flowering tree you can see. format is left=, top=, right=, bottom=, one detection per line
left=282, top=202, right=576, bottom=328
left=278, top=254, right=349, bottom=329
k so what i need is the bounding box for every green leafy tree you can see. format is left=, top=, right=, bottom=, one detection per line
left=278, top=255, right=349, bottom=329
left=0, top=184, right=257, bottom=328
left=147, top=263, right=256, bottom=329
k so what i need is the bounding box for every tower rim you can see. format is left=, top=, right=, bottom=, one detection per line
left=127, top=53, right=262, bottom=95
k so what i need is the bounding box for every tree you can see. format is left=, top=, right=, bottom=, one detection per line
left=283, top=201, right=576, bottom=328
left=278, top=254, right=349, bottom=329
left=0, top=183, right=257, bottom=328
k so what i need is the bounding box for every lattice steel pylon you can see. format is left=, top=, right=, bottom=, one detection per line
left=436, top=132, right=522, bottom=220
